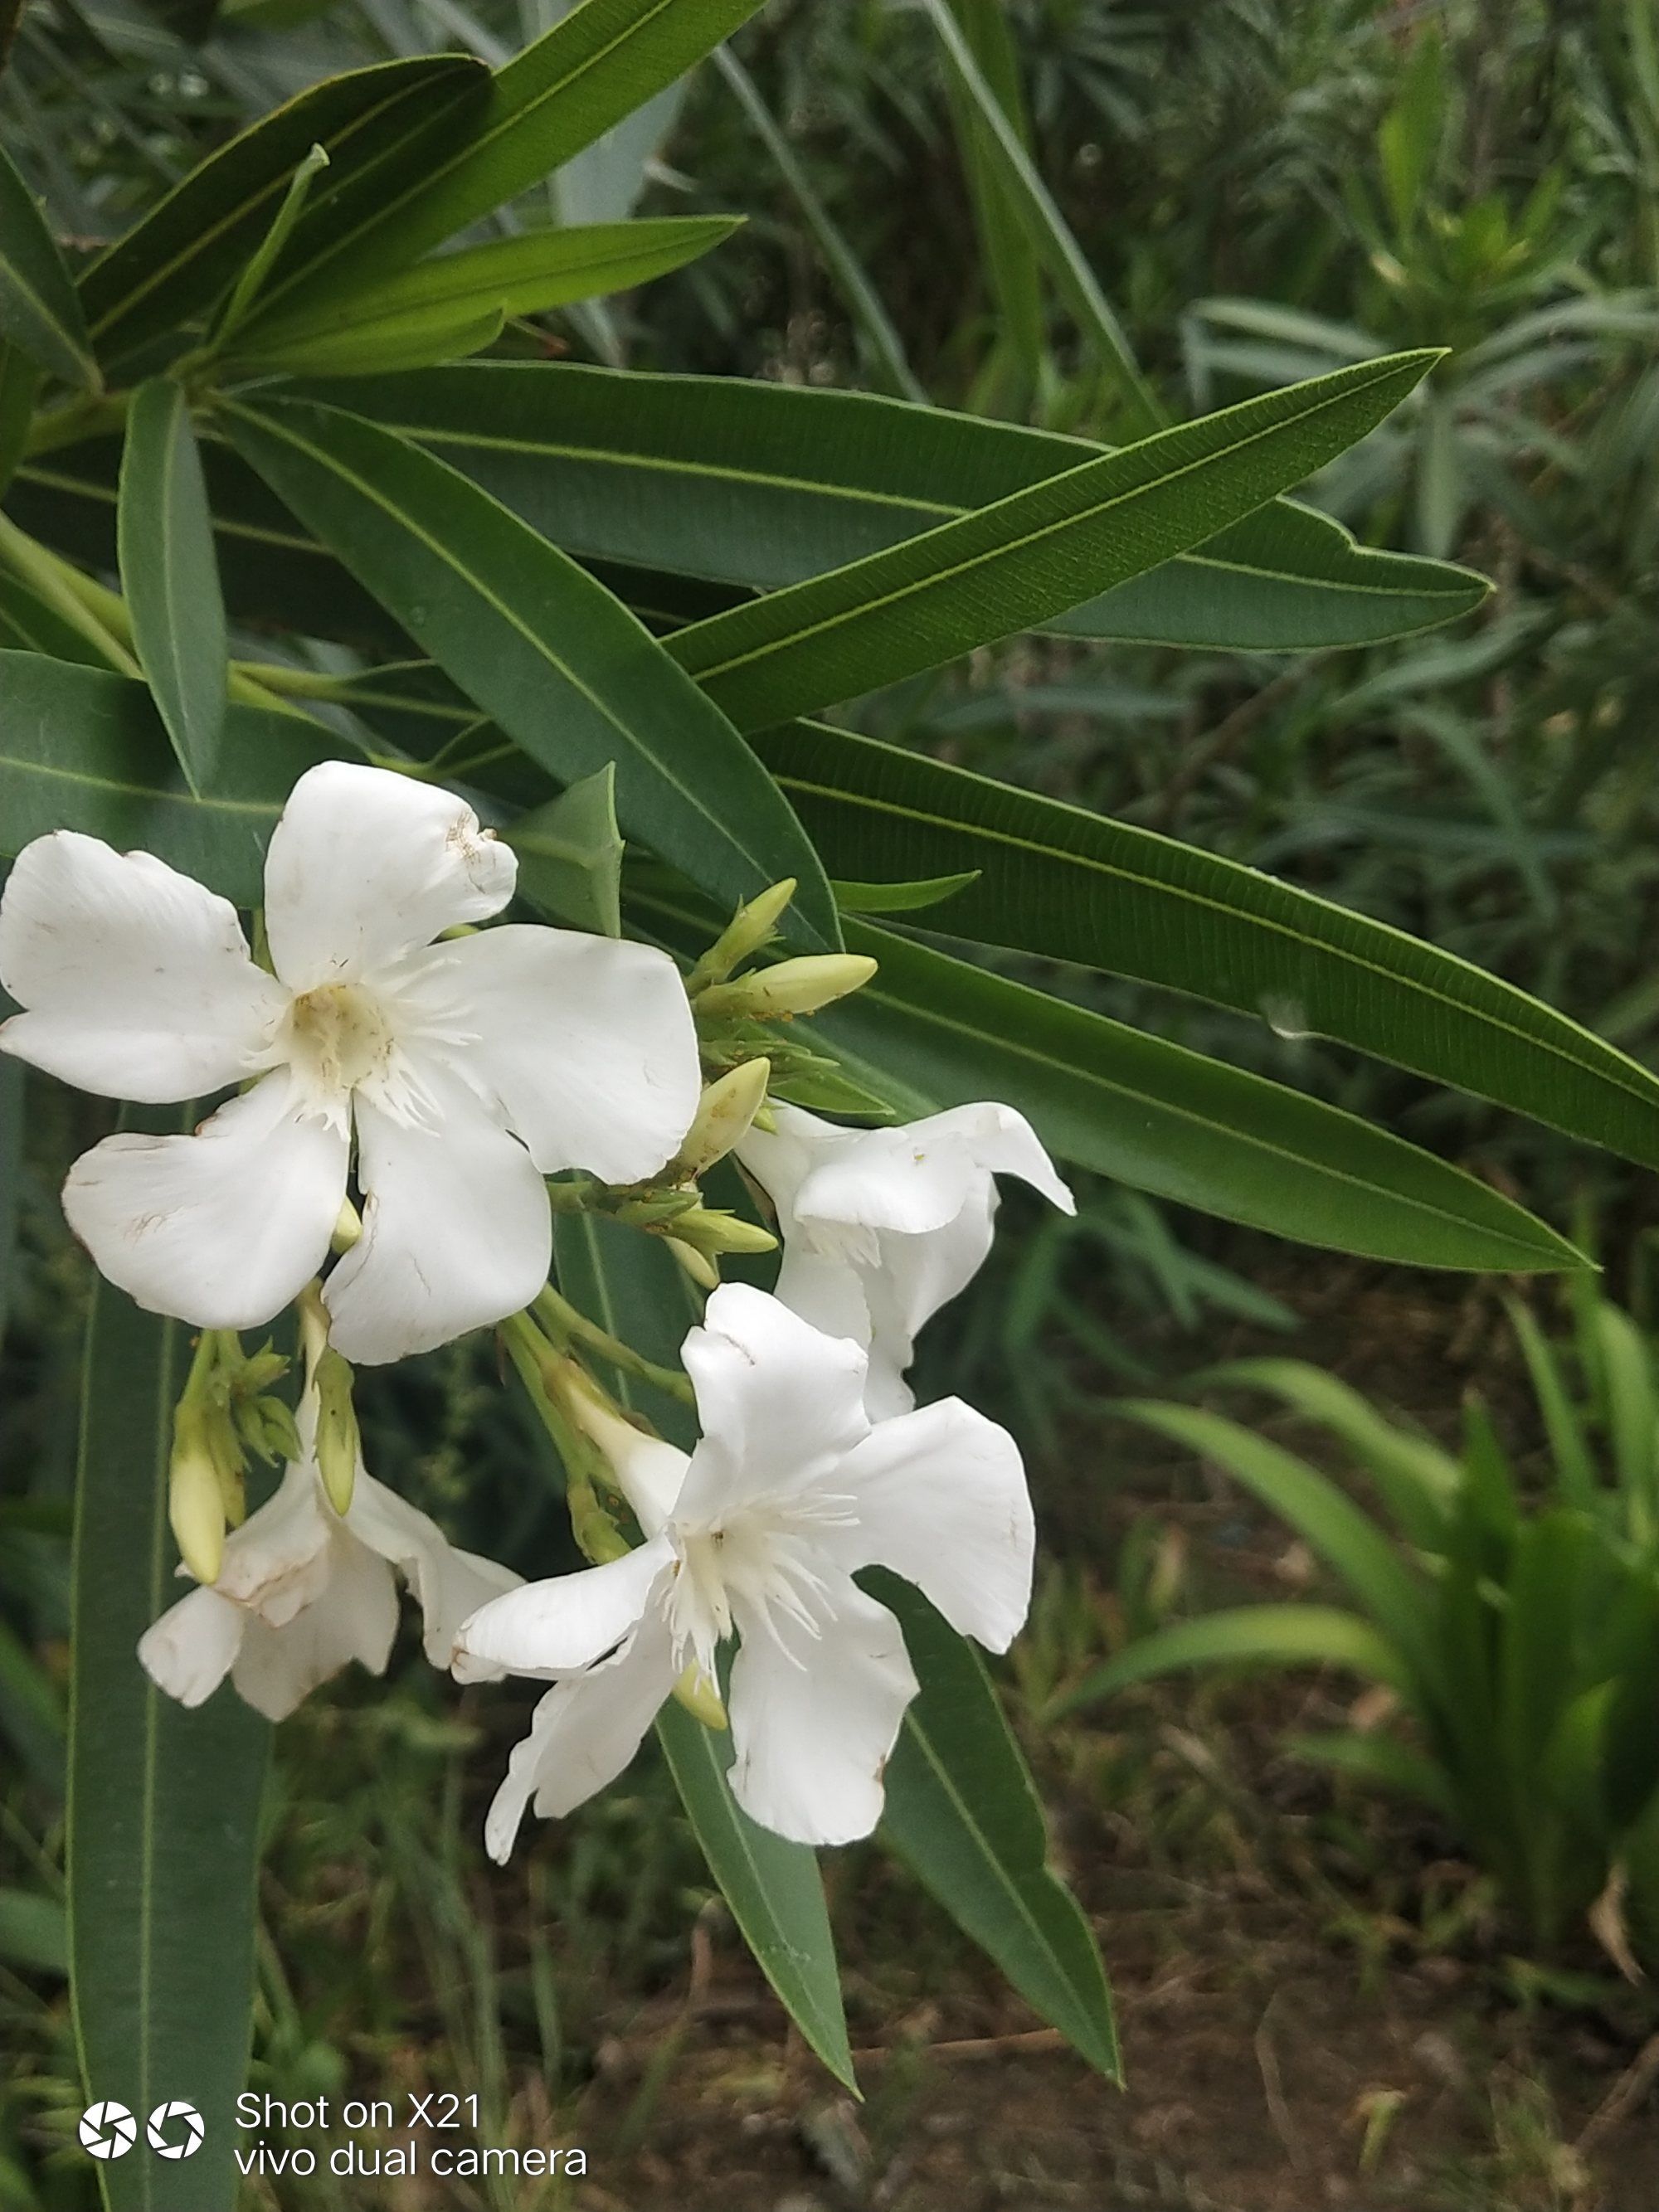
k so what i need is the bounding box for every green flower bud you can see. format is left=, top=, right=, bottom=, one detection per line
left=695, top=953, right=878, bottom=1024
left=169, top=1401, right=226, bottom=1585
left=672, top=1059, right=771, bottom=1180
left=313, top=1347, right=360, bottom=1515
left=686, top=878, right=798, bottom=994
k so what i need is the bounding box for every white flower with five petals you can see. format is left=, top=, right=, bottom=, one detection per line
left=0, top=762, right=702, bottom=1363
left=454, top=1282, right=1034, bottom=1856
left=139, top=1389, right=520, bottom=1722
left=737, top=1101, right=1074, bottom=1417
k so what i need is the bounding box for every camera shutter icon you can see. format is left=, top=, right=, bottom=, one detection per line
left=78, top=2103, right=138, bottom=2160
left=147, top=2101, right=205, bottom=2159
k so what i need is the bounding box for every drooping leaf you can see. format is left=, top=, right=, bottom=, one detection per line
left=757, top=718, right=1659, bottom=1176
left=246, top=0, right=769, bottom=325
left=552, top=1213, right=855, bottom=2088
left=77, top=56, right=489, bottom=367
left=802, top=920, right=1588, bottom=1277
left=118, top=380, right=228, bottom=794
left=660, top=352, right=1446, bottom=727
left=221, top=395, right=839, bottom=946
left=0, top=137, right=97, bottom=387
left=70, top=1197, right=270, bottom=2211
left=333, top=360, right=1486, bottom=649
left=236, top=216, right=741, bottom=359
left=874, top=1574, right=1119, bottom=2077
left=0, top=651, right=341, bottom=903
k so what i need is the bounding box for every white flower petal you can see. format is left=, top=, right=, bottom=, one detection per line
left=727, top=1572, right=917, bottom=1845
left=482, top=1616, right=678, bottom=1863
left=675, top=1282, right=870, bottom=1519
left=455, top=1537, right=673, bottom=1677
left=262, top=761, right=517, bottom=992
left=138, top=1586, right=246, bottom=1708
left=861, top=1184, right=999, bottom=1375
left=0, top=832, right=286, bottom=1101
left=229, top=1536, right=399, bottom=1720
left=322, top=1065, right=550, bottom=1364
left=344, top=1470, right=521, bottom=1670
left=834, top=1399, right=1034, bottom=1653
left=793, top=1103, right=1073, bottom=1237
left=215, top=1460, right=336, bottom=1626
left=406, top=926, right=700, bottom=1184
left=61, top=1072, right=347, bottom=1331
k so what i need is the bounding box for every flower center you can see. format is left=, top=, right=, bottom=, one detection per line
left=285, top=983, right=400, bottom=1099
left=664, top=1490, right=857, bottom=1675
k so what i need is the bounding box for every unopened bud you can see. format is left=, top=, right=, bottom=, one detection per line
left=686, top=878, right=797, bottom=994
left=667, top=1204, right=778, bottom=1260
left=664, top=1236, right=720, bottom=1291
left=695, top=954, right=877, bottom=1024
left=313, top=1347, right=360, bottom=1515
left=672, top=1059, right=770, bottom=1180
left=169, top=1403, right=226, bottom=1585
left=672, top=1661, right=727, bottom=1729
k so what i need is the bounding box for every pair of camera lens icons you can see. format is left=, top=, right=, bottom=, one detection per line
left=78, top=2101, right=204, bottom=2162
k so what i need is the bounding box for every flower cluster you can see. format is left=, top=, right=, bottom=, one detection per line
left=0, top=764, right=1073, bottom=1851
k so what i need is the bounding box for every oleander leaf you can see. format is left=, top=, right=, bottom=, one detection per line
left=0, top=137, right=96, bottom=387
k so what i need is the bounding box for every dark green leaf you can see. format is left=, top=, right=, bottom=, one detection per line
left=119, top=381, right=228, bottom=794
left=333, top=361, right=1486, bottom=649
left=875, top=1574, right=1119, bottom=2078
left=78, top=56, right=489, bottom=367
left=238, top=301, right=505, bottom=378
left=71, top=1196, right=270, bottom=2210
left=248, top=0, right=769, bottom=325
left=830, top=871, right=980, bottom=915
left=0, top=137, right=97, bottom=387
left=237, top=216, right=741, bottom=357
left=758, top=719, right=1659, bottom=1175
left=808, top=921, right=1588, bottom=1276
left=0, top=1048, right=19, bottom=1349
left=662, top=353, right=1449, bottom=727
left=0, top=339, right=40, bottom=494
left=0, top=651, right=342, bottom=904
left=222, top=395, right=839, bottom=946
left=0, top=1886, right=66, bottom=1975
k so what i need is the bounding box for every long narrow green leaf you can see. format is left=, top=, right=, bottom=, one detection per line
left=1118, top=1404, right=1445, bottom=1698
left=222, top=396, right=839, bottom=946
left=70, top=1187, right=270, bottom=2211
left=0, top=1051, right=20, bottom=1350
left=757, top=717, right=1659, bottom=1174
left=78, top=57, right=488, bottom=367
left=1056, top=1605, right=1409, bottom=1717
left=661, top=352, right=1445, bottom=727
left=0, top=339, right=40, bottom=494
left=552, top=1214, right=855, bottom=2088
left=331, top=362, right=1485, bottom=649
left=924, top=0, right=1159, bottom=431
left=118, top=382, right=228, bottom=795
left=0, top=138, right=97, bottom=387
left=247, top=0, right=769, bottom=325
left=236, top=216, right=740, bottom=357
left=1288, top=1730, right=1457, bottom=1816
left=1502, top=1296, right=1600, bottom=1512
left=0, top=651, right=340, bottom=905
left=803, top=921, right=1588, bottom=1276
left=936, top=0, right=1048, bottom=400
left=874, top=1574, right=1119, bottom=2078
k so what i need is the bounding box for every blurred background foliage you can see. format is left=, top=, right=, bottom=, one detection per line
left=7, top=2, right=1659, bottom=2205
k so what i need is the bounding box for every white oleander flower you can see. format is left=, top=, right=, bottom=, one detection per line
left=139, top=1390, right=520, bottom=1722
left=737, top=1101, right=1074, bottom=1416
left=0, top=762, right=702, bottom=1362
left=455, top=1283, right=1034, bottom=1856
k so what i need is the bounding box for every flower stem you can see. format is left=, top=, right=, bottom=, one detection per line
left=0, top=510, right=141, bottom=676
left=499, top=1314, right=631, bottom=1565
left=533, top=1283, right=694, bottom=1406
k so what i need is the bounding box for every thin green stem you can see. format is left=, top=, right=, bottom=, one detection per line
left=0, top=510, right=141, bottom=674
left=533, top=1284, right=694, bottom=1406
left=499, top=1313, right=631, bottom=1564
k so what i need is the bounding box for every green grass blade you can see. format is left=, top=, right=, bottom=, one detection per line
left=1056, top=1606, right=1409, bottom=1717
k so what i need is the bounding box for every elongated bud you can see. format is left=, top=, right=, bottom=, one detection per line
left=667, top=1205, right=778, bottom=1260
left=686, top=878, right=797, bottom=994
left=169, top=1402, right=226, bottom=1585
left=204, top=1400, right=246, bottom=1524
left=672, top=1059, right=770, bottom=1180
left=695, top=953, right=877, bottom=1024
left=312, top=1347, right=360, bottom=1515
left=672, top=1662, right=727, bottom=1729
left=664, top=1235, right=720, bottom=1291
